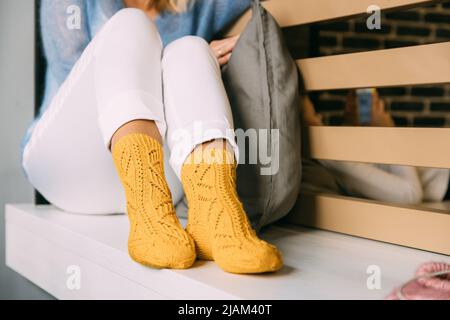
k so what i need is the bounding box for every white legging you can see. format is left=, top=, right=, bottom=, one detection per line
left=22, top=8, right=239, bottom=214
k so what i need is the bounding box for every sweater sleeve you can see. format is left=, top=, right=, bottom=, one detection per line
left=187, top=0, right=252, bottom=40
left=40, top=0, right=90, bottom=85
left=210, top=0, right=253, bottom=36
left=320, top=160, right=424, bottom=205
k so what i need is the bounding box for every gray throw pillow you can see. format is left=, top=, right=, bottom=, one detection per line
left=222, top=0, right=302, bottom=230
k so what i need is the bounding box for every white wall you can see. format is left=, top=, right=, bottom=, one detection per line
left=0, top=0, right=53, bottom=299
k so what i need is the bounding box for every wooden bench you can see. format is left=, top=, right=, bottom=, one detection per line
left=6, top=203, right=449, bottom=299
left=5, top=0, right=450, bottom=299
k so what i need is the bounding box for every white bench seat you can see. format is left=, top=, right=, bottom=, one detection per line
left=5, top=204, right=449, bottom=300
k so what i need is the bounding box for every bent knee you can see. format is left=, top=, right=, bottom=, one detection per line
left=109, top=8, right=149, bottom=25
left=163, top=36, right=213, bottom=63
left=98, top=8, right=162, bottom=52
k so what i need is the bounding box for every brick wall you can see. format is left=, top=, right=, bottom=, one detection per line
left=296, top=1, right=450, bottom=127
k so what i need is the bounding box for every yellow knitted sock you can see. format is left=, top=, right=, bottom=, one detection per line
left=112, top=133, right=196, bottom=269
left=181, top=146, right=283, bottom=274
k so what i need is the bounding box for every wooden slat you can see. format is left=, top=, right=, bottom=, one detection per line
left=226, top=0, right=436, bottom=36
left=297, top=42, right=450, bottom=91
left=306, top=127, right=450, bottom=168
left=286, top=193, right=450, bottom=255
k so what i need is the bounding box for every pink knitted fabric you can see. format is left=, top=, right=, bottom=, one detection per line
left=386, top=262, right=450, bottom=300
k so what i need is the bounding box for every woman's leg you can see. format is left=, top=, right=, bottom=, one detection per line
left=96, top=9, right=195, bottom=269
left=162, top=36, right=283, bottom=274
left=111, top=120, right=162, bottom=148
left=23, top=8, right=195, bottom=269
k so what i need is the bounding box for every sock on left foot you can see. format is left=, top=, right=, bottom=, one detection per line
left=181, top=147, right=283, bottom=274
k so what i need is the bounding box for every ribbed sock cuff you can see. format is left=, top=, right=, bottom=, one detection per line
left=113, top=133, right=162, bottom=157
left=184, top=146, right=236, bottom=166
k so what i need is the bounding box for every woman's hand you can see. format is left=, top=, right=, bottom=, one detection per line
left=345, top=90, right=395, bottom=127
left=344, top=91, right=360, bottom=126
left=302, top=96, right=324, bottom=126
left=210, top=35, right=239, bottom=66
left=370, top=92, right=395, bottom=127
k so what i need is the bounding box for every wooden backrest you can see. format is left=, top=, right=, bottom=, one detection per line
left=229, top=0, right=450, bottom=255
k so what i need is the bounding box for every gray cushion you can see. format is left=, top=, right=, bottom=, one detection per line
left=222, top=0, right=302, bottom=230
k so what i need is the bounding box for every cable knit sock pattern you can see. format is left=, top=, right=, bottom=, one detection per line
left=181, top=147, right=283, bottom=274
left=112, top=133, right=196, bottom=269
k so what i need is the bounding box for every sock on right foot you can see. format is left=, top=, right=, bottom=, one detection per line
left=112, top=133, right=196, bottom=269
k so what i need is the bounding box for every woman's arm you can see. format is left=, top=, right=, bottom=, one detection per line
left=206, top=0, right=252, bottom=65
left=40, top=0, right=90, bottom=85
left=304, top=91, right=423, bottom=204
left=417, top=167, right=450, bottom=202
left=320, top=161, right=424, bottom=205
left=208, top=0, right=252, bottom=37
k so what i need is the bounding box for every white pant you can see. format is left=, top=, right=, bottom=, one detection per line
left=22, top=8, right=239, bottom=214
